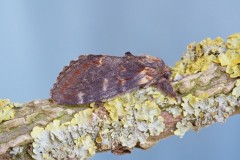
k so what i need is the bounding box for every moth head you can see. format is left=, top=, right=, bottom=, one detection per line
left=158, top=60, right=171, bottom=80
left=162, top=69, right=171, bottom=79
left=143, top=55, right=171, bottom=80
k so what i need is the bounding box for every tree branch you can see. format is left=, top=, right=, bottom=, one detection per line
left=0, top=33, right=240, bottom=160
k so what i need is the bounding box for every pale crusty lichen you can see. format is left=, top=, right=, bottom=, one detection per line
left=165, top=106, right=182, bottom=118
left=29, top=33, right=240, bottom=159
left=232, top=79, right=240, bottom=97
left=74, top=135, right=97, bottom=158
left=10, top=146, right=23, bottom=156
left=174, top=119, right=193, bottom=138
left=172, top=33, right=240, bottom=80
left=31, top=109, right=99, bottom=160
left=31, top=87, right=173, bottom=159
left=171, top=33, right=240, bottom=138
left=174, top=92, right=239, bottom=138
left=30, top=84, right=239, bottom=158
left=0, top=99, right=15, bottom=123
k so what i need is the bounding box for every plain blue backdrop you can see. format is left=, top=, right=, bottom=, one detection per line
left=0, top=1, right=240, bottom=160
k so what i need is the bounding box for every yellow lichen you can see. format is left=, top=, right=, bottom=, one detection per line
left=232, top=80, right=240, bottom=97
left=30, top=86, right=171, bottom=159
left=29, top=37, right=240, bottom=157
left=70, top=108, right=93, bottom=126
left=181, top=94, right=201, bottom=117
left=185, top=55, right=217, bottom=74
left=172, top=33, right=240, bottom=80
left=31, top=108, right=96, bottom=159
left=201, top=55, right=218, bottom=71
left=96, top=135, right=102, bottom=143
left=226, top=65, right=240, bottom=78
left=227, top=33, right=240, bottom=51
left=173, top=61, right=186, bottom=75
left=0, top=99, right=15, bottom=123
left=102, top=87, right=167, bottom=142
left=175, top=83, right=238, bottom=138
left=235, top=79, right=240, bottom=86
left=174, top=120, right=193, bottom=138
left=104, top=97, right=127, bottom=121
left=45, top=119, right=62, bottom=131
left=74, top=135, right=97, bottom=158
left=218, top=50, right=240, bottom=67
left=30, top=126, right=45, bottom=139
left=134, top=100, right=161, bottom=122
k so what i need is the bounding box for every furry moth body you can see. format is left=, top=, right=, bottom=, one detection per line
left=51, top=52, right=176, bottom=105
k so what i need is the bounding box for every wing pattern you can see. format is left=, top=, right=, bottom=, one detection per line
left=51, top=53, right=157, bottom=105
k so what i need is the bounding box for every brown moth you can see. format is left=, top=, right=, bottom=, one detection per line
left=51, top=52, right=176, bottom=105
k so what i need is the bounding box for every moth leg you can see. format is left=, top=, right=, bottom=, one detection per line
left=154, top=79, right=177, bottom=99
left=95, top=101, right=104, bottom=108
left=111, top=145, right=131, bottom=155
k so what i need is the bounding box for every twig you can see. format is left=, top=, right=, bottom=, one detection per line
left=0, top=33, right=240, bottom=160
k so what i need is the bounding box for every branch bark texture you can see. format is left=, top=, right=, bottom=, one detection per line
left=0, top=33, right=240, bottom=160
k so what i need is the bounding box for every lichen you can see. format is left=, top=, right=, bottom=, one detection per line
left=232, top=79, right=240, bottom=97
left=173, top=80, right=240, bottom=138
left=227, top=33, right=240, bottom=51
left=30, top=33, right=240, bottom=159
left=174, top=90, right=239, bottom=137
left=165, top=106, right=182, bottom=118
left=31, top=87, right=171, bottom=159
left=172, top=33, right=240, bottom=80
left=74, top=135, right=97, bottom=158
left=31, top=110, right=98, bottom=160
left=10, top=146, right=24, bottom=156
left=31, top=66, right=240, bottom=159
left=170, top=33, right=240, bottom=138
left=0, top=99, right=15, bottom=123
left=104, top=98, right=128, bottom=122
left=174, top=119, right=193, bottom=138
left=101, top=87, right=167, bottom=148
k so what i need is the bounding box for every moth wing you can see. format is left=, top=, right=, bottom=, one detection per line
left=51, top=55, right=104, bottom=104
left=51, top=55, right=156, bottom=105
left=112, top=58, right=156, bottom=92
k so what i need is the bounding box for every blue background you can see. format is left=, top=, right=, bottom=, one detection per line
left=0, top=1, right=240, bottom=160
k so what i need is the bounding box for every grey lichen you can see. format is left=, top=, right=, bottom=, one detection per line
left=171, top=33, right=240, bottom=138
left=31, top=109, right=98, bottom=160
left=10, top=146, right=23, bottom=156
left=173, top=92, right=239, bottom=138
left=1, top=33, right=240, bottom=159
left=30, top=87, right=175, bottom=159
left=30, top=80, right=240, bottom=159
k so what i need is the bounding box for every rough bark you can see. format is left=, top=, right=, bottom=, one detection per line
left=1, top=33, right=240, bottom=159
left=0, top=63, right=239, bottom=160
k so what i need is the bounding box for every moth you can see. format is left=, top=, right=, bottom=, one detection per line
left=51, top=52, right=176, bottom=105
